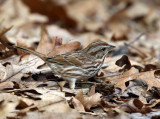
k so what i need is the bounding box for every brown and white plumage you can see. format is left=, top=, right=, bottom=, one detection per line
left=15, top=41, right=115, bottom=89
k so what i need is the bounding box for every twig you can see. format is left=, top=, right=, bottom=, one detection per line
left=113, top=32, right=146, bottom=56
left=126, top=32, right=146, bottom=47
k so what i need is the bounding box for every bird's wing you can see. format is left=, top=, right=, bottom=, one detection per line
left=46, top=55, right=71, bottom=66
left=46, top=52, right=94, bottom=67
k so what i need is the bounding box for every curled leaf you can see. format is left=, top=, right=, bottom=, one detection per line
left=75, top=90, right=102, bottom=110
left=71, top=97, right=85, bottom=112
left=115, top=55, right=131, bottom=72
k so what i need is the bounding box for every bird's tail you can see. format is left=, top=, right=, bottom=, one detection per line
left=15, top=46, right=47, bottom=60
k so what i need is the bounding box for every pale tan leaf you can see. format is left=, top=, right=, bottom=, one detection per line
left=71, top=97, right=85, bottom=112
left=75, top=90, right=102, bottom=110
left=47, top=41, right=81, bottom=56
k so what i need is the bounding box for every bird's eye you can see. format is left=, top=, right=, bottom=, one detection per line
left=102, top=48, right=106, bottom=51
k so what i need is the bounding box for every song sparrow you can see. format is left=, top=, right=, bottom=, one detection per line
left=15, top=41, right=115, bottom=89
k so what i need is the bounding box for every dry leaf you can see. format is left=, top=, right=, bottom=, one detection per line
left=0, top=88, right=72, bottom=118
left=0, top=82, right=14, bottom=89
left=23, top=112, right=81, bottom=119
left=71, top=97, right=85, bottom=112
left=0, top=0, right=160, bottom=118
left=132, top=70, right=160, bottom=89
left=66, top=0, right=108, bottom=31
left=75, top=90, right=102, bottom=110
left=0, top=93, right=19, bottom=118
left=100, top=99, right=116, bottom=112
left=0, top=55, right=48, bottom=82
left=22, top=0, right=77, bottom=27
left=36, top=27, right=55, bottom=55
left=36, top=27, right=80, bottom=56
left=113, top=67, right=138, bottom=92
left=0, top=62, right=14, bottom=82
left=58, top=81, right=66, bottom=92
left=0, top=27, right=16, bottom=59
left=88, top=84, right=96, bottom=96
left=17, top=40, right=34, bottom=55
left=115, top=55, right=131, bottom=71
left=120, top=99, right=151, bottom=114
left=114, top=67, right=160, bottom=92
left=47, top=41, right=81, bottom=56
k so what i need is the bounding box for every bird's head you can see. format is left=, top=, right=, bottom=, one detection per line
left=83, top=41, right=115, bottom=60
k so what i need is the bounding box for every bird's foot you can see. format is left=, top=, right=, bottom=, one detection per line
left=69, top=79, right=77, bottom=89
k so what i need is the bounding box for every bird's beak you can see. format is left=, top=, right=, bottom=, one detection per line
left=107, top=45, right=115, bottom=51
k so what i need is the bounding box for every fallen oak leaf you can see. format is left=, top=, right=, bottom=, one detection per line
left=22, top=0, right=77, bottom=27
left=0, top=94, right=19, bottom=119
left=71, top=97, right=85, bottom=112
left=87, top=84, right=96, bottom=96
left=132, top=70, right=160, bottom=90
left=107, top=108, right=126, bottom=118
left=113, top=67, right=160, bottom=93
left=103, top=55, right=143, bottom=73
left=115, top=55, right=131, bottom=72
left=0, top=39, right=16, bottom=59
left=0, top=55, right=47, bottom=82
left=21, top=112, right=81, bottom=119
left=47, top=41, right=81, bottom=56
left=113, top=67, right=138, bottom=92
left=124, top=78, right=148, bottom=97
left=34, top=26, right=80, bottom=56
left=36, top=26, right=55, bottom=55
left=0, top=82, right=14, bottom=89
left=95, top=82, right=115, bottom=96
left=16, top=40, right=34, bottom=55
left=75, top=90, right=102, bottom=111
left=0, top=27, right=16, bottom=59
left=0, top=88, right=72, bottom=117
left=120, top=98, right=151, bottom=114
left=100, top=99, right=117, bottom=112
left=0, top=62, right=14, bottom=82
left=143, top=64, right=157, bottom=72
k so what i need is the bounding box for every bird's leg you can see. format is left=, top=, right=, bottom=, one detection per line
left=69, top=79, right=77, bottom=89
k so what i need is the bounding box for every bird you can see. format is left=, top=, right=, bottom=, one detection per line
left=15, top=41, right=115, bottom=89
